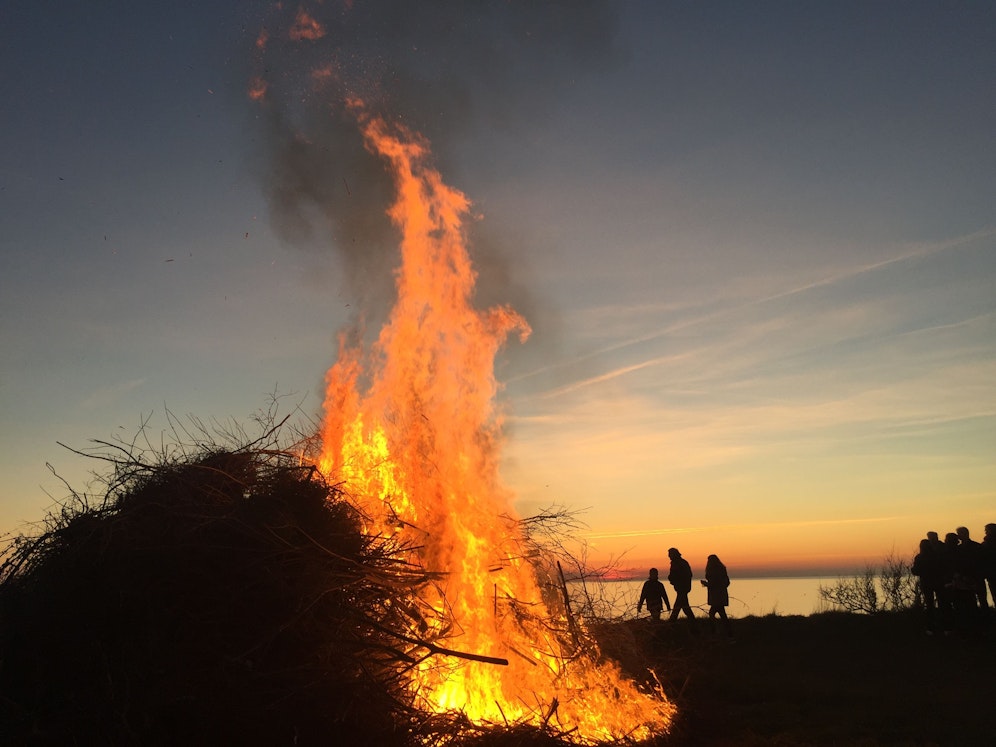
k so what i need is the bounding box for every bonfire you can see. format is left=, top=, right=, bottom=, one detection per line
left=1, top=5, right=676, bottom=744
left=311, top=103, right=675, bottom=743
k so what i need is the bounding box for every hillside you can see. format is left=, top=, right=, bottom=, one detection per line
left=594, top=611, right=995, bottom=746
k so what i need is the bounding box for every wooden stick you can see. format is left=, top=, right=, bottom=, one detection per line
left=422, top=642, right=509, bottom=666
left=557, top=560, right=580, bottom=648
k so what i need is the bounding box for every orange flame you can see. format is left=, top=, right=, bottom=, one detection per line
left=316, top=104, right=674, bottom=742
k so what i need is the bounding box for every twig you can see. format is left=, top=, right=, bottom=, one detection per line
left=557, top=560, right=580, bottom=650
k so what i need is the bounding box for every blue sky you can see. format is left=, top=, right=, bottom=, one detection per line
left=2, top=2, right=993, bottom=574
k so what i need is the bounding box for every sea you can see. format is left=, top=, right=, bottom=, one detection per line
left=569, top=577, right=834, bottom=619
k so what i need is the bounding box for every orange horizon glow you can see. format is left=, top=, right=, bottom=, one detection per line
left=554, top=517, right=943, bottom=581
left=600, top=556, right=891, bottom=581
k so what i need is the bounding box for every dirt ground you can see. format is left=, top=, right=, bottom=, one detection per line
left=594, top=610, right=995, bottom=746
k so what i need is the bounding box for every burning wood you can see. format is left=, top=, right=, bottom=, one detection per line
left=1, top=4, right=676, bottom=741
left=312, top=103, right=675, bottom=742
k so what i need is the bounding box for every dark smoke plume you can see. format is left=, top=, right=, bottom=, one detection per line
left=249, top=1, right=619, bottom=314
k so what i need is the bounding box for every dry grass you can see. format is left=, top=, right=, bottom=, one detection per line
left=596, top=611, right=995, bottom=746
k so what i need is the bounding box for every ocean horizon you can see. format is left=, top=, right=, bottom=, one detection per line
left=569, top=576, right=836, bottom=618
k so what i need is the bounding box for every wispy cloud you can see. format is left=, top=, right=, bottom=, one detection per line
left=584, top=515, right=899, bottom=541
left=518, top=228, right=995, bottom=398
left=540, top=352, right=693, bottom=399
left=731, top=229, right=996, bottom=312
left=504, top=356, right=996, bottom=484
left=79, top=379, right=147, bottom=410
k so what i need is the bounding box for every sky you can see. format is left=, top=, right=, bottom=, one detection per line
left=2, top=1, right=994, bottom=577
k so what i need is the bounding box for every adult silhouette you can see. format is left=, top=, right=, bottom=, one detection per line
left=955, top=526, right=987, bottom=611
left=701, top=554, right=733, bottom=639
left=982, top=523, right=996, bottom=613
left=666, top=548, right=695, bottom=623
left=945, top=531, right=975, bottom=630
left=912, top=538, right=944, bottom=633
left=926, top=531, right=942, bottom=551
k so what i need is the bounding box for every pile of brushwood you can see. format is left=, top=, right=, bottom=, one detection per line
left=0, top=425, right=593, bottom=747
left=0, top=437, right=417, bottom=744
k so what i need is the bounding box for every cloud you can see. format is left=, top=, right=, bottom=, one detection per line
left=79, top=378, right=146, bottom=411
left=539, top=352, right=693, bottom=400
left=526, top=236, right=995, bottom=444
left=583, top=515, right=899, bottom=541
left=504, top=352, right=996, bottom=491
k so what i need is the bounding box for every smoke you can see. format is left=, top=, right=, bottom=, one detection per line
left=248, top=0, right=620, bottom=314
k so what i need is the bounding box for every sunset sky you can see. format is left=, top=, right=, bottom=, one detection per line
left=2, top=2, right=993, bottom=576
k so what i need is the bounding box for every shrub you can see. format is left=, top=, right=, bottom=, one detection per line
left=818, top=552, right=918, bottom=614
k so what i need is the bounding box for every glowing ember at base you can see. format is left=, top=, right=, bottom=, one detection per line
left=317, top=104, right=674, bottom=742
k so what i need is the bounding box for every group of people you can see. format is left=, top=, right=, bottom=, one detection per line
left=637, top=548, right=734, bottom=638
left=911, top=523, right=995, bottom=633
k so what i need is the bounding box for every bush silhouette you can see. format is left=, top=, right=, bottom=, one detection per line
left=818, top=552, right=919, bottom=614
left=0, top=444, right=430, bottom=746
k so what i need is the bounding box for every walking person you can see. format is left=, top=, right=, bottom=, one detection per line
left=701, top=554, right=734, bottom=640
left=667, top=548, right=696, bottom=625
left=637, top=567, right=671, bottom=621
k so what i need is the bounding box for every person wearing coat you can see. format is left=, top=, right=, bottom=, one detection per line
left=666, top=547, right=696, bottom=623
left=701, top=554, right=733, bottom=639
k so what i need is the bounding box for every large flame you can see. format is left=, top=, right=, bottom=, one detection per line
left=316, top=106, right=674, bottom=742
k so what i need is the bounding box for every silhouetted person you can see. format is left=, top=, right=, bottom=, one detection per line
left=667, top=548, right=695, bottom=623
left=701, top=554, right=733, bottom=639
left=637, top=567, right=671, bottom=621
left=945, top=531, right=975, bottom=630
left=932, top=533, right=957, bottom=633
left=912, top=539, right=944, bottom=633
left=927, top=532, right=944, bottom=553
left=983, top=523, right=996, bottom=614
left=955, top=526, right=987, bottom=612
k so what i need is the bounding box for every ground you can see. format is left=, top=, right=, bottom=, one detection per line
left=593, top=611, right=995, bottom=746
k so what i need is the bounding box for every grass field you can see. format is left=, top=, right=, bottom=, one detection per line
left=594, top=610, right=995, bottom=746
